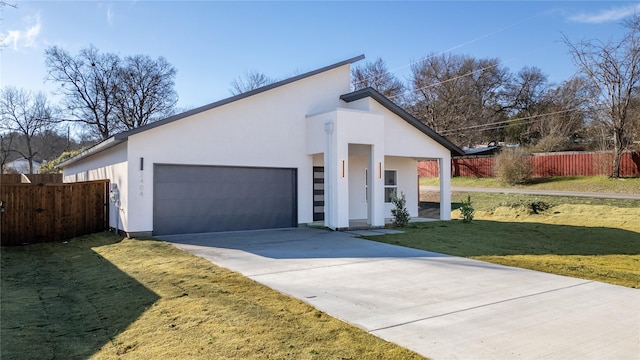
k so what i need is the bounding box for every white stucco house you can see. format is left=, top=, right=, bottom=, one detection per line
left=4, top=158, right=41, bottom=174
left=60, top=55, right=463, bottom=237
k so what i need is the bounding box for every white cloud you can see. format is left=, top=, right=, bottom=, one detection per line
left=1, top=14, right=42, bottom=50
left=107, top=6, right=114, bottom=26
left=569, top=3, right=640, bottom=23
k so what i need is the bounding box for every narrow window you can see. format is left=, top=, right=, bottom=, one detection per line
left=384, top=170, right=397, bottom=203
left=365, top=169, right=368, bottom=203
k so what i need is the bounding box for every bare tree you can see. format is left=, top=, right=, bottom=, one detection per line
left=408, top=53, right=510, bottom=147
left=500, top=67, right=550, bottom=145
left=505, top=67, right=548, bottom=115
left=351, top=58, right=405, bottom=99
left=532, top=77, right=591, bottom=151
left=0, top=132, right=16, bottom=173
left=114, top=54, right=178, bottom=129
left=564, top=15, right=640, bottom=177
left=45, top=45, right=178, bottom=139
left=45, top=45, right=121, bottom=140
left=229, top=70, right=275, bottom=95
left=0, top=87, right=53, bottom=174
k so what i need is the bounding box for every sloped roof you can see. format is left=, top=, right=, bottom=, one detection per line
left=61, top=55, right=365, bottom=167
left=339, top=88, right=464, bottom=156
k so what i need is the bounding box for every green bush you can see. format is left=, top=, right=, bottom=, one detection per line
left=459, top=195, right=475, bottom=223
left=529, top=200, right=551, bottom=214
left=391, top=191, right=410, bottom=228
left=494, top=147, right=532, bottom=185
left=39, top=150, right=82, bottom=174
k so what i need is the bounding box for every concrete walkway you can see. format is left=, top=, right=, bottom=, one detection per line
left=421, top=185, right=640, bottom=200
left=159, top=228, right=640, bottom=360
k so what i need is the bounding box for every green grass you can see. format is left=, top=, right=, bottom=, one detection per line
left=373, top=220, right=640, bottom=288
left=377, top=199, right=640, bottom=288
left=1, top=233, right=423, bottom=360
left=448, top=192, right=640, bottom=212
left=420, top=175, right=640, bottom=194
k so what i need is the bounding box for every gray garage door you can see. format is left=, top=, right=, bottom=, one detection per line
left=153, top=165, right=297, bottom=235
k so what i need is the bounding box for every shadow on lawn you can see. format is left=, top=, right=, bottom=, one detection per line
left=400, top=220, right=640, bottom=257
left=526, top=176, right=583, bottom=185
left=0, top=233, right=159, bottom=360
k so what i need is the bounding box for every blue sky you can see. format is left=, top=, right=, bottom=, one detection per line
left=1, top=1, right=639, bottom=110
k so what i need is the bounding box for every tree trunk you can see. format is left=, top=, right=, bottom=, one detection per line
left=611, top=128, right=625, bottom=178
left=611, top=148, right=622, bottom=178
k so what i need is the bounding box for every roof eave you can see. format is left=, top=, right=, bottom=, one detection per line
left=59, top=137, right=125, bottom=168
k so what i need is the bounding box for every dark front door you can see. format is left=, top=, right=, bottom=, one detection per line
left=313, top=166, right=324, bottom=221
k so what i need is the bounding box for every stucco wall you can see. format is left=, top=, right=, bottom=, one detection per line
left=343, top=96, right=452, bottom=220
left=122, top=65, right=352, bottom=232
left=348, top=144, right=369, bottom=219
left=62, top=142, right=128, bottom=230
left=344, top=97, right=450, bottom=159
left=385, top=156, right=419, bottom=217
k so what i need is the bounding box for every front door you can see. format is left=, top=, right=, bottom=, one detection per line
left=312, top=166, right=324, bottom=221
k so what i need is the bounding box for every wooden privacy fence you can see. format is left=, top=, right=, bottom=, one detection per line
left=419, top=150, right=640, bottom=178
left=0, top=180, right=109, bottom=246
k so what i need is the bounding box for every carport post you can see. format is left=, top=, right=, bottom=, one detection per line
left=439, top=157, right=452, bottom=220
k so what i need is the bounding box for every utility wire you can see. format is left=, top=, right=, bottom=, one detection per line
left=387, top=58, right=518, bottom=101
left=351, top=13, right=541, bottom=90
left=439, top=107, right=583, bottom=135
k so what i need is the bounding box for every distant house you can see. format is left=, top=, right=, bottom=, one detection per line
left=4, top=158, right=41, bottom=174
left=60, top=55, right=463, bottom=237
left=463, top=146, right=501, bottom=156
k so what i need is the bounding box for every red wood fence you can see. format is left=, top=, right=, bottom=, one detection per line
left=419, top=150, right=640, bottom=178
left=0, top=180, right=110, bottom=246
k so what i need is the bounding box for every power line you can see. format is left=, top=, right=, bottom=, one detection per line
left=350, top=13, right=542, bottom=90
left=439, top=107, right=586, bottom=135
left=387, top=58, right=518, bottom=101
left=0, top=2, right=18, bottom=8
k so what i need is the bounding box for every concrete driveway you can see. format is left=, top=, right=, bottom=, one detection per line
left=159, top=228, right=639, bottom=360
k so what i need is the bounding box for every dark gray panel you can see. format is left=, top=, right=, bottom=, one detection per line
left=153, top=165, right=297, bottom=235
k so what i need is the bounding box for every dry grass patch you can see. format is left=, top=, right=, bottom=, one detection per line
left=421, top=175, right=640, bottom=194
left=1, top=233, right=423, bottom=360
left=463, top=203, right=640, bottom=232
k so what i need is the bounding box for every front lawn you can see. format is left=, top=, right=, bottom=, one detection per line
left=373, top=201, right=640, bottom=288
left=1, top=233, right=422, bottom=360
left=420, top=175, right=640, bottom=194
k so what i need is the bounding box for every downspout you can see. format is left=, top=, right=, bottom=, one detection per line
left=109, top=184, right=120, bottom=235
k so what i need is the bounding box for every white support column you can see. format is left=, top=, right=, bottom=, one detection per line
left=334, top=141, right=350, bottom=229
left=439, top=157, right=452, bottom=220
left=368, top=146, right=385, bottom=227
left=324, top=122, right=337, bottom=230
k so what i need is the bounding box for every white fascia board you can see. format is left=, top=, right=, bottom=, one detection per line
left=59, top=137, right=126, bottom=168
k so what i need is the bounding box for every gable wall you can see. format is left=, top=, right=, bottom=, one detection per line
left=346, top=98, right=451, bottom=159
left=124, top=65, right=351, bottom=232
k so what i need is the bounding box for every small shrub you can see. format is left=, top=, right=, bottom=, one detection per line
left=459, top=195, right=475, bottom=223
left=391, top=191, right=410, bottom=227
left=494, top=147, right=532, bottom=185
left=529, top=200, right=551, bottom=214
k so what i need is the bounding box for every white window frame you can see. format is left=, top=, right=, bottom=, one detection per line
left=384, top=170, right=397, bottom=203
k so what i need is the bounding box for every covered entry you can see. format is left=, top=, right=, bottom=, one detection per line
left=153, top=164, right=297, bottom=235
